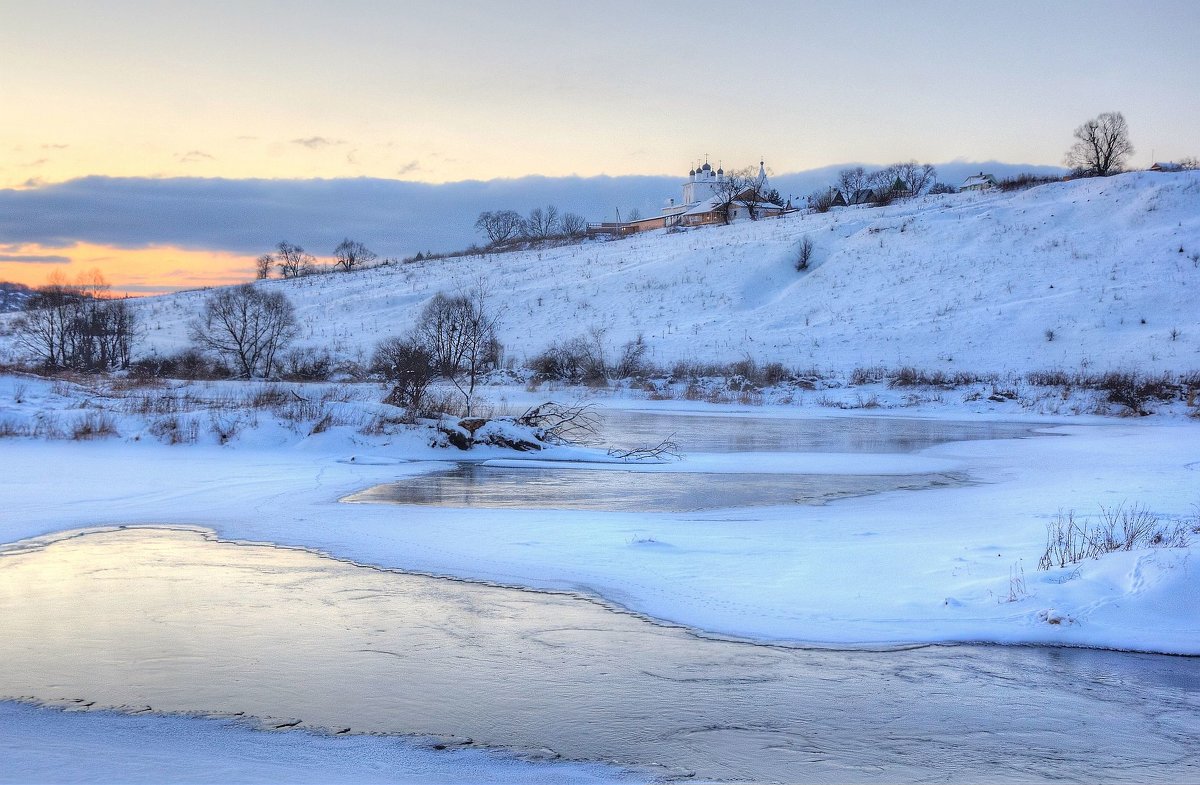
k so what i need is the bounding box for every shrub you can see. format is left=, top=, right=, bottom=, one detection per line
left=279, top=347, right=335, bottom=381
left=1026, top=369, right=1073, bottom=387
left=71, top=411, right=118, bottom=440
left=615, top=334, right=651, bottom=378
left=374, top=337, right=434, bottom=413
left=150, top=415, right=200, bottom=445
left=528, top=332, right=608, bottom=384
left=997, top=173, right=1059, bottom=192
left=1038, top=503, right=1189, bottom=570
left=849, top=366, right=888, bottom=386
left=795, top=237, right=815, bottom=271
left=0, top=417, right=29, bottom=437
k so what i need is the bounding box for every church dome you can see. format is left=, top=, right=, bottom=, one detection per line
left=689, top=168, right=696, bottom=176
left=701, top=162, right=711, bottom=171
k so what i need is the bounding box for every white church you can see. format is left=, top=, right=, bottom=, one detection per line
left=661, top=158, right=784, bottom=228
left=589, top=157, right=785, bottom=237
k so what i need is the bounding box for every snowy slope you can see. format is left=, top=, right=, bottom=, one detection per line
left=5, top=171, right=1197, bottom=374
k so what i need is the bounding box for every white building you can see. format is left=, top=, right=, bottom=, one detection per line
left=661, top=159, right=781, bottom=228
left=960, top=172, right=998, bottom=192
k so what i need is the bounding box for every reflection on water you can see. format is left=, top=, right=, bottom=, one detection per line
left=348, top=412, right=1025, bottom=512
left=1, top=528, right=1196, bottom=784
left=597, top=410, right=1039, bottom=454
left=345, top=464, right=964, bottom=512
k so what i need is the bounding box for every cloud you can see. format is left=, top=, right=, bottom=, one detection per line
left=177, top=150, right=214, bottom=164
left=396, top=160, right=422, bottom=176
left=0, top=161, right=1064, bottom=261
left=22, top=158, right=48, bottom=167
left=291, top=136, right=347, bottom=149
left=41, top=144, right=69, bottom=150
left=0, top=253, right=71, bottom=264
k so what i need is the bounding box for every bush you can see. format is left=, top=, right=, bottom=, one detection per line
left=849, top=366, right=888, bottom=386
left=372, top=337, right=434, bottom=413
left=1038, top=503, right=1189, bottom=570
left=615, top=334, right=651, bottom=378
left=795, top=237, right=815, bottom=271
left=1026, top=369, right=1073, bottom=387
left=279, top=348, right=335, bottom=382
left=71, top=411, right=118, bottom=440
left=997, top=173, right=1059, bottom=192
left=528, top=332, right=608, bottom=384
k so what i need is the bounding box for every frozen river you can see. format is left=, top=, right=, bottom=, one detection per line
left=1, top=410, right=1196, bottom=782
left=1, top=526, right=1197, bottom=783
left=347, top=411, right=1032, bottom=512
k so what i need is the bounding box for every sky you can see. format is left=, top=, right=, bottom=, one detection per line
left=2, top=0, right=1198, bottom=293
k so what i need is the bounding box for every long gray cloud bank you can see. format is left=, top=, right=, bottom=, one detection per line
left=0, top=162, right=1062, bottom=259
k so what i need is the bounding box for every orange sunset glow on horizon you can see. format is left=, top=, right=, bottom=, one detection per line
left=0, top=243, right=255, bottom=296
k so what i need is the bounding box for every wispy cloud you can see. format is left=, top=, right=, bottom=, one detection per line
left=0, top=253, right=71, bottom=264
left=396, top=160, right=422, bottom=176
left=22, top=158, right=48, bottom=167
left=291, top=136, right=347, bottom=149
left=41, top=143, right=69, bottom=150
left=176, top=150, right=214, bottom=164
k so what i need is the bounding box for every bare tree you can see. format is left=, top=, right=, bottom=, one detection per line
left=474, top=210, right=525, bottom=245
left=414, top=284, right=502, bottom=415
left=15, top=270, right=136, bottom=371
left=190, top=284, right=298, bottom=378
left=255, top=254, right=273, bottom=280
left=807, top=188, right=836, bottom=213
left=333, top=238, right=377, bottom=272
left=524, top=205, right=560, bottom=240
left=274, top=241, right=316, bottom=279
left=559, top=212, right=586, bottom=237
left=895, top=161, right=937, bottom=197
left=837, top=167, right=869, bottom=203
left=867, top=165, right=902, bottom=205
left=713, top=167, right=756, bottom=224
left=1065, top=111, right=1134, bottom=176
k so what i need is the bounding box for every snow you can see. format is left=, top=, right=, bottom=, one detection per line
left=2, top=172, right=1199, bottom=778
left=0, top=702, right=637, bottom=784
left=5, top=170, right=1194, bottom=374
left=0, top=374, right=1196, bottom=655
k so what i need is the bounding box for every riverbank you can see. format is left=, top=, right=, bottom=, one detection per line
left=2, top=372, right=1197, bottom=654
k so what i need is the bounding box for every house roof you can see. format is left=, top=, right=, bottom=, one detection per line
left=960, top=173, right=997, bottom=188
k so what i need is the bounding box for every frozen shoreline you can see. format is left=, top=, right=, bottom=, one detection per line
left=2, top=374, right=1197, bottom=655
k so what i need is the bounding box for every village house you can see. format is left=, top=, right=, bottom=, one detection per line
left=960, top=172, right=998, bottom=192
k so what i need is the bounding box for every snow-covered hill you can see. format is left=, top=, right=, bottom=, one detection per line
left=13, top=171, right=1200, bottom=374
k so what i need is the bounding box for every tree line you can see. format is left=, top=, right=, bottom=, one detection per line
left=807, top=161, right=944, bottom=212
left=474, top=205, right=587, bottom=246
left=14, top=270, right=135, bottom=371
left=256, top=238, right=382, bottom=280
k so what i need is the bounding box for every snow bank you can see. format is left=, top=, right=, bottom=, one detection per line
left=0, top=702, right=639, bottom=784
left=2, top=373, right=1197, bottom=654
